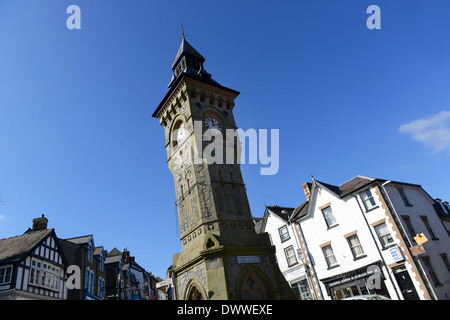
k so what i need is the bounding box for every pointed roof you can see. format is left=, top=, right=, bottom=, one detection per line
left=256, top=202, right=309, bottom=234
left=171, top=38, right=205, bottom=70
left=153, top=36, right=239, bottom=119
left=0, top=229, right=54, bottom=263
left=63, top=234, right=93, bottom=245
left=313, top=175, right=423, bottom=200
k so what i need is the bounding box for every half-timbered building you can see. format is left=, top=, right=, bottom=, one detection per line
left=0, top=215, right=68, bottom=300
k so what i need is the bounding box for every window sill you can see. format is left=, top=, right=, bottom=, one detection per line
left=327, top=224, right=339, bottom=230
left=327, top=264, right=340, bottom=270
left=365, top=206, right=379, bottom=213
left=353, top=254, right=367, bottom=261
left=381, top=243, right=397, bottom=251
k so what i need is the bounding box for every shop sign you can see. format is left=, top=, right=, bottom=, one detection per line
left=410, top=245, right=425, bottom=256
left=414, top=233, right=428, bottom=245
left=389, top=246, right=404, bottom=262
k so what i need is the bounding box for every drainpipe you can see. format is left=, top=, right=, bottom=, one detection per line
left=352, top=193, right=401, bottom=299
left=380, top=181, right=438, bottom=300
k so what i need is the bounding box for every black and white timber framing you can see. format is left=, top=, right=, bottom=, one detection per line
left=0, top=228, right=68, bottom=300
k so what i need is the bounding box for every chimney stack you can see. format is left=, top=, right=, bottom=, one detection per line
left=32, top=214, right=48, bottom=231
left=302, top=182, right=312, bottom=201
left=123, top=248, right=134, bottom=263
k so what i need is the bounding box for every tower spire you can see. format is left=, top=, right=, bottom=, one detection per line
left=181, top=24, right=187, bottom=40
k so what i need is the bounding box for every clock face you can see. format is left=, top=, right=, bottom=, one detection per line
left=176, top=122, right=186, bottom=144
left=204, top=117, right=222, bottom=134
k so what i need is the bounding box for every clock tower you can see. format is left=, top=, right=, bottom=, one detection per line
left=153, top=34, right=295, bottom=300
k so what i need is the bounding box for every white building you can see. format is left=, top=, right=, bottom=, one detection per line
left=256, top=203, right=318, bottom=300
left=293, top=176, right=450, bottom=300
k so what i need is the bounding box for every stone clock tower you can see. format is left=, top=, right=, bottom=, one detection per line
left=152, top=34, right=295, bottom=300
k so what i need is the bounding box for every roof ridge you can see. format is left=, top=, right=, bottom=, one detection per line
left=0, top=228, right=53, bottom=241
left=339, top=175, right=374, bottom=187
left=64, top=234, right=93, bottom=240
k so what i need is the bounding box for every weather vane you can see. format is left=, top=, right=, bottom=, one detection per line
left=181, top=24, right=187, bottom=40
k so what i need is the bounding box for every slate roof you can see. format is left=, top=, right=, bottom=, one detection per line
left=105, top=255, right=122, bottom=265
left=171, top=38, right=205, bottom=69
left=266, top=205, right=296, bottom=222
left=63, top=234, right=92, bottom=245
left=315, top=175, right=376, bottom=198
left=433, top=201, right=450, bottom=220
left=291, top=201, right=309, bottom=220
left=255, top=201, right=309, bottom=234
left=340, top=175, right=376, bottom=197
left=94, top=246, right=104, bottom=256
left=315, top=175, right=424, bottom=199
left=0, top=229, right=53, bottom=263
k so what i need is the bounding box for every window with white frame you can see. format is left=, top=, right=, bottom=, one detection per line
left=322, top=206, right=337, bottom=228
left=322, top=245, right=338, bottom=268
left=98, top=277, right=105, bottom=298
left=0, top=265, right=12, bottom=285
left=85, top=267, right=95, bottom=294
left=284, top=245, right=298, bottom=267
left=374, top=223, right=395, bottom=248
left=360, top=189, right=377, bottom=211
left=29, top=259, right=60, bottom=291
left=347, top=234, right=365, bottom=259
left=279, top=225, right=290, bottom=242
left=29, top=260, right=41, bottom=286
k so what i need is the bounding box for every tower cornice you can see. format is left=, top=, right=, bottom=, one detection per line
left=153, top=73, right=239, bottom=120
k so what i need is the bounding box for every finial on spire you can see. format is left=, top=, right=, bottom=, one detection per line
left=181, top=24, right=187, bottom=40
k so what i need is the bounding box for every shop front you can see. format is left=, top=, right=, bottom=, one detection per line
left=321, top=261, right=390, bottom=300
left=284, top=265, right=315, bottom=300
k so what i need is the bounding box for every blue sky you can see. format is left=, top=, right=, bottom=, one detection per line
left=1, top=0, right=449, bottom=279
